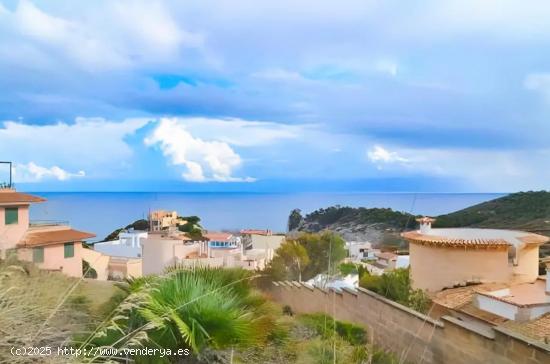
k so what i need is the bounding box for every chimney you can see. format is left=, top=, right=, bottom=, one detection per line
left=416, top=217, right=436, bottom=234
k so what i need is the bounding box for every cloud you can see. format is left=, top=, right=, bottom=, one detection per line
left=14, top=162, right=85, bottom=182
left=1, top=0, right=204, bottom=71
left=374, top=59, right=398, bottom=77
left=367, top=145, right=409, bottom=165
left=524, top=72, right=550, bottom=101
left=0, top=117, right=150, bottom=181
left=144, top=117, right=313, bottom=182
left=144, top=118, right=255, bottom=182
left=176, top=117, right=307, bottom=146
left=364, top=143, right=550, bottom=191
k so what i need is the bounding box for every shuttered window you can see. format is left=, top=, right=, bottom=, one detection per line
left=33, top=247, right=44, bottom=263
left=5, top=207, right=18, bottom=225
left=64, top=243, right=74, bottom=258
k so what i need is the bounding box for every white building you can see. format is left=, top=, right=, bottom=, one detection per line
left=93, top=229, right=148, bottom=258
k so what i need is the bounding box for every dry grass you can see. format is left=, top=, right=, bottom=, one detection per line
left=0, top=259, right=124, bottom=363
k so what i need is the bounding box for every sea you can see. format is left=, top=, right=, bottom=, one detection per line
left=28, top=192, right=505, bottom=242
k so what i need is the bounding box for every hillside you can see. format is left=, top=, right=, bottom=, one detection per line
left=288, top=206, right=417, bottom=245
left=289, top=191, right=550, bottom=250
left=433, top=191, right=550, bottom=233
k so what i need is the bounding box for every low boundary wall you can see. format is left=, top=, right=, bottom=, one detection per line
left=269, top=282, right=549, bottom=364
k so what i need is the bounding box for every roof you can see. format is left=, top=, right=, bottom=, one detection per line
left=204, top=232, right=233, bottom=241
left=240, top=229, right=272, bottom=235
left=401, top=228, right=549, bottom=249
left=476, top=280, right=550, bottom=308
left=0, top=190, right=45, bottom=204
left=18, top=228, right=96, bottom=248
left=432, top=283, right=509, bottom=310
left=501, top=313, right=550, bottom=343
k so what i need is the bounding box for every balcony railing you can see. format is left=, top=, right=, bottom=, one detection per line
left=29, top=220, right=70, bottom=227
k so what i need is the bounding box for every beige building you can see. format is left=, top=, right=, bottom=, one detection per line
left=0, top=188, right=95, bottom=277
left=402, top=217, right=548, bottom=292
left=142, top=230, right=272, bottom=275
left=148, top=210, right=186, bottom=231
left=240, top=229, right=285, bottom=250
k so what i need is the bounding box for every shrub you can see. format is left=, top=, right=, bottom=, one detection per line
left=84, top=267, right=278, bottom=359
left=82, top=259, right=97, bottom=279
left=282, top=305, right=294, bottom=316
left=338, top=262, right=358, bottom=276
left=299, top=313, right=366, bottom=345
left=359, top=268, right=431, bottom=314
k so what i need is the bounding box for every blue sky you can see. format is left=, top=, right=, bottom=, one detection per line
left=0, top=0, right=549, bottom=192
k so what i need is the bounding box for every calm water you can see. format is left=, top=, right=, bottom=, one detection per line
left=29, top=192, right=505, bottom=241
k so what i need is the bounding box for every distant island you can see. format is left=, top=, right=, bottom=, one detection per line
left=289, top=191, right=550, bottom=255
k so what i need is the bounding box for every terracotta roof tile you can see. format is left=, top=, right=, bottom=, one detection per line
left=18, top=228, right=96, bottom=248
left=401, top=231, right=510, bottom=248
left=0, top=191, right=45, bottom=204
left=240, top=229, right=272, bottom=235
left=204, top=232, right=233, bottom=241
left=433, top=283, right=509, bottom=309
left=502, top=313, right=550, bottom=343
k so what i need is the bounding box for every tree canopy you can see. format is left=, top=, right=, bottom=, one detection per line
left=266, top=231, right=346, bottom=281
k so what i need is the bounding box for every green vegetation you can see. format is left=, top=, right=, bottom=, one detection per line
left=1, top=257, right=402, bottom=363
left=288, top=208, right=303, bottom=231
left=266, top=232, right=346, bottom=281
left=82, top=259, right=98, bottom=278
left=235, top=312, right=397, bottom=364
left=0, top=258, right=124, bottom=363
left=290, top=205, right=417, bottom=232
left=177, top=215, right=204, bottom=240
left=359, top=268, right=431, bottom=314
left=434, top=191, right=550, bottom=231
left=103, top=219, right=149, bottom=241
left=83, top=267, right=278, bottom=362
left=338, top=262, right=359, bottom=276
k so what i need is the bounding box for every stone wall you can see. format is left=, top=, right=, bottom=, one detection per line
left=268, top=282, right=549, bottom=364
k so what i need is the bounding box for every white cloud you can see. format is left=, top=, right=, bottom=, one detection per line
left=144, top=118, right=255, bottom=182
left=374, top=59, right=398, bottom=77
left=524, top=72, right=550, bottom=102
left=367, top=145, right=409, bottom=165
left=144, top=117, right=313, bottom=182
left=1, top=0, right=204, bottom=71
left=366, top=143, right=550, bottom=191
left=0, top=117, right=150, bottom=181
left=14, top=162, right=85, bottom=182
left=252, top=69, right=306, bottom=82
left=178, top=117, right=307, bottom=147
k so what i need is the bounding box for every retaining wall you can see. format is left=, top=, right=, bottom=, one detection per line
left=269, top=282, right=549, bottom=364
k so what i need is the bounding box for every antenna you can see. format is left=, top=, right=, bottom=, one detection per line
left=0, top=161, right=12, bottom=188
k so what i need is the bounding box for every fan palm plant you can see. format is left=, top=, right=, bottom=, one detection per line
left=83, top=267, right=275, bottom=362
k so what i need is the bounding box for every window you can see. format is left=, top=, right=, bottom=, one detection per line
left=64, top=242, right=74, bottom=258
left=33, top=247, right=44, bottom=263
left=5, top=207, right=18, bottom=225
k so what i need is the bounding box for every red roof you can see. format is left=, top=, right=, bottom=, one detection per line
left=204, top=232, right=233, bottom=241
left=18, top=228, right=96, bottom=248
left=0, top=190, right=45, bottom=204
left=240, top=229, right=272, bottom=235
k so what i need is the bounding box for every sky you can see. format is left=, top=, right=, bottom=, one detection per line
left=0, top=0, right=549, bottom=192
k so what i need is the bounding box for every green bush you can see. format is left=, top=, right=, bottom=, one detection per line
left=299, top=313, right=366, bottom=345
left=359, top=268, right=431, bottom=314
left=338, top=262, right=358, bottom=276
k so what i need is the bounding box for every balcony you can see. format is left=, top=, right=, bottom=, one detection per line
left=29, top=220, right=70, bottom=228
